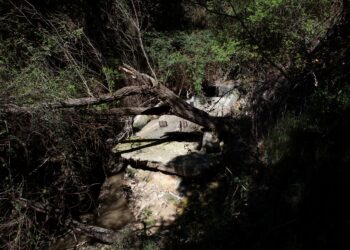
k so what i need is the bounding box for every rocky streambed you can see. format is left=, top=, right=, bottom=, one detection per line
left=51, top=85, right=245, bottom=249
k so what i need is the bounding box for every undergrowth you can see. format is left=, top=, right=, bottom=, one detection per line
left=0, top=110, right=122, bottom=249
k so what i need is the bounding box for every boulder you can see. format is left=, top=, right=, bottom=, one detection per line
left=133, top=115, right=151, bottom=130
left=200, top=131, right=221, bottom=153
left=114, top=114, right=219, bottom=177
left=136, top=115, right=201, bottom=139
left=114, top=139, right=220, bottom=177
left=207, top=90, right=239, bottom=116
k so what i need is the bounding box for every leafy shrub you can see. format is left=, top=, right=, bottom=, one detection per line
left=0, top=5, right=108, bottom=105
left=245, top=0, right=338, bottom=70
left=145, top=30, right=239, bottom=93
left=265, top=82, right=350, bottom=165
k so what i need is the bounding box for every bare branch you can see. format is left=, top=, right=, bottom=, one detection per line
left=84, top=105, right=170, bottom=116
left=70, top=220, right=119, bottom=244
left=46, top=86, right=147, bottom=108
left=113, top=0, right=158, bottom=84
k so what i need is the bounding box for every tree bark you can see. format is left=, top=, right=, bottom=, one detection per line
left=2, top=105, right=170, bottom=117
left=84, top=105, right=170, bottom=116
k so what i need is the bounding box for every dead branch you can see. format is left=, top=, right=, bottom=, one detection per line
left=70, top=220, right=119, bottom=244
left=2, top=104, right=170, bottom=117
left=120, top=63, right=157, bottom=86
left=84, top=105, right=170, bottom=116
left=8, top=195, right=119, bottom=244
left=46, top=86, right=147, bottom=108
left=3, top=64, right=239, bottom=137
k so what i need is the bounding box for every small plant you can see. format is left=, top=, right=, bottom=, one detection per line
left=102, top=66, right=120, bottom=92
left=143, top=239, right=158, bottom=250
left=165, top=193, right=178, bottom=204
left=126, top=167, right=137, bottom=178
left=140, top=207, right=157, bottom=228
left=141, top=208, right=153, bottom=220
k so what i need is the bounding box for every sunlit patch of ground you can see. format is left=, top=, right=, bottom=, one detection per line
left=125, top=167, right=185, bottom=235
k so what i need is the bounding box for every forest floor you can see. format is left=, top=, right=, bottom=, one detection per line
left=50, top=168, right=186, bottom=250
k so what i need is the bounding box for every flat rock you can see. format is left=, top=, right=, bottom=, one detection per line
left=186, top=90, right=240, bottom=117
left=136, top=115, right=201, bottom=139
left=207, top=91, right=239, bottom=116
left=133, top=115, right=151, bottom=130
left=114, top=115, right=220, bottom=177
left=114, top=138, right=220, bottom=176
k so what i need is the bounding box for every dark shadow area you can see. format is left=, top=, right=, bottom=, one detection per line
left=117, top=131, right=202, bottom=154
left=164, top=131, right=203, bottom=142
left=142, top=105, right=350, bottom=250
left=167, top=152, right=222, bottom=177
left=144, top=18, right=350, bottom=250
left=245, top=107, right=350, bottom=250
left=0, top=111, right=122, bottom=248
left=116, top=138, right=170, bottom=154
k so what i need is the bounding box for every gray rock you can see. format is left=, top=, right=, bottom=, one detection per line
left=114, top=114, right=219, bottom=177
left=200, top=131, right=221, bottom=153
left=187, top=88, right=241, bottom=117
left=215, top=83, right=235, bottom=96
left=136, top=115, right=201, bottom=139
left=133, top=115, right=151, bottom=130
left=115, top=139, right=220, bottom=177
left=207, top=90, right=239, bottom=116
left=187, top=95, right=207, bottom=110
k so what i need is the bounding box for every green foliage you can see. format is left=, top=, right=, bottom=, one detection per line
left=311, top=86, right=350, bottom=116
left=102, top=66, right=120, bottom=91
left=8, top=62, right=86, bottom=104
left=265, top=113, right=315, bottom=164
left=247, top=0, right=284, bottom=23
left=145, top=30, right=239, bottom=93
left=201, top=0, right=339, bottom=75
left=245, top=0, right=336, bottom=68
left=143, top=239, right=158, bottom=250
left=266, top=83, right=350, bottom=165
left=0, top=9, right=106, bottom=104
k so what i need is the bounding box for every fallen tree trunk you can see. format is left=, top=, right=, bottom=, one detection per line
left=1, top=86, right=146, bottom=113
left=154, top=84, right=236, bottom=134
left=84, top=105, right=170, bottom=116
left=46, top=85, right=148, bottom=108
left=2, top=105, right=169, bottom=117
left=119, top=64, right=238, bottom=136
left=2, top=64, right=240, bottom=138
